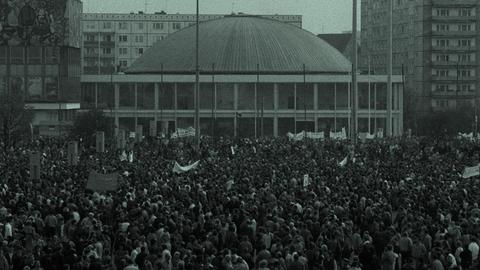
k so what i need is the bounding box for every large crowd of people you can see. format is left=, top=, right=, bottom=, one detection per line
left=1, top=135, right=480, bottom=270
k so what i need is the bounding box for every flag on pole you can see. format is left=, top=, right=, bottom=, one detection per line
left=339, top=156, right=348, bottom=167
left=462, top=164, right=480, bottom=179
left=173, top=161, right=200, bottom=174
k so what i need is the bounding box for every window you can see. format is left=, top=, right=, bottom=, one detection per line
left=435, top=84, right=448, bottom=92
left=460, top=9, right=472, bottom=17
left=153, top=22, right=164, bottom=30
left=118, top=35, right=128, bottom=42
left=137, top=48, right=144, bottom=54
left=436, top=69, right=449, bottom=77
left=135, top=35, right=144, bottom=43
left=459, top=54, right=472, bottom=62
left=458, top=69, right=472, bottom=77
left=435, top=100, right=448, bottom=108
left=10, top=47, right=24, bottom=64
left=458, top=39, right=471, bottom=47
left=102, top=48, right=112, bottom=54
left=103, top=22, right=112, bottom=29
left=102, top=35, right=112, bottom=42
left=436, top=54, right=449, bottom=62
left=119, top=60, right=128, bottom=67
left=436, top=39, right=449, bottom=47
left=459, top=24, right=472, bottom=32
left=172, top=22, right=181, bottom=30
left=138, top=23, right=144, bottom=30
left=86, top=34, right=96, bottom=42
left=118, top=22, right=128, bottom=30
left=437, top=9, right=449, bottom=16
left=436, top=24, right=449, bottom=31
left=119, top=48, right=128, bottom=55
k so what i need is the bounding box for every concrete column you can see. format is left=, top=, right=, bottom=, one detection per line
left=154, top=83, right=159, bottom=123
left=234, top=83, right=238, bottom=137
left=174, top=83, right=177, bottom=130
left=95, top=83, right=98, bottom=108
left=314, top=83, right=318, bottom=132
left=398, top=83, right=404, bottom=135
left=273, top=83, right=279, bottom=137
left=134, top=83, right=138, bottom=128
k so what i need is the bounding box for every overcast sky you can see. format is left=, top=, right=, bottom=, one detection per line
left=83, top=0, right=359, bottom=35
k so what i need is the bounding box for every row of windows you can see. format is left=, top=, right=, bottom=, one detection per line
left=434, top=69, right=474, bottom=77
left=434, top=53, right=474, bottom=62
left=434, top=24, right=475, bottom=32
left=435, top=39, right=474, bottom=47
left=434, top=84, right=474, bottom=92
left=434, top=8, right=474, bottom=17
left=85, top=21, right=189, bottom=31
left=85, top=34, right=165, bottom=43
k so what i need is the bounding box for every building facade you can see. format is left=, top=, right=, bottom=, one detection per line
left=81, top=12, right=302, bottom=74
left=0, top=0, right=82, bottom=136
left=360, top=0, right=480, bottom=128
left=81, top=16, right=404, bottom=138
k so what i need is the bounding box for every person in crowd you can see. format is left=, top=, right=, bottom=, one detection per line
left=1, top=135, right=480, bottom=270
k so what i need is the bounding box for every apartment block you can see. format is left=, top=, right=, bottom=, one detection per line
left=360, top=0, right=480, bottom=127
left=81, top=12, right=303, bottom=74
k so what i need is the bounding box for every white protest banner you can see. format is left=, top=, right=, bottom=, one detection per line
left=128, top=151, right=134, bottom=163
left=173, top=161, right=200, bottom=174
left=253, top=146, right=257, bottom=154
left=366, top=133, right=376, bottom=140
left=231, top=146, right=235, bottom=155
left=287, top=131, right=305, bottom=141
left=376, top=128, right=384, bottom=139
left=462, top=164, right=480, bottom=179
left=86, top=171, right=119, bottom=192
left=171, top=127, right=196, bottom=139
left=306, top=132, right=325, bottom=140
left=458, top=132, right=474, bottom=140
left=330, top=128, right=347, bottom=140
left=339, top=156, right=348, bottom=167
left=129, top=132, right=136, bottom=138
left=226, top=179, right=234, bottom=191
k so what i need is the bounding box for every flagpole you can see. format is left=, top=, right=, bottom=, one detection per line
left=386, top=0, right=393, bottom=137
left=368, top=56, right=371, bottom=134
left=351, top=0, right=358, bottom=144
left=211, top=63, right=215, bottom=140
left=194, top=0, right=200, bottom=147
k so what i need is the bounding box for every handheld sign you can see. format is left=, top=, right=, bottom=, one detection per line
left=136, top=125, right=143, bottom=143
left=67, top=141, right=78, bottom=166
left=149, top=120, right=157, bottom=137
left=96, top=131, right=105, bottom=153
left=231, top=146, right=235, bottom=155
left=117, top=129, right=126, bottom=149
left=303, top=174, right=309, bottom=188
left=29, top=151, right=41, bottom=180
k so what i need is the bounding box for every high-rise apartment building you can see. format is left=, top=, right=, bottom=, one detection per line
left=81, top=12, right=302, bottom=74
left=360, top=0, right=479, bottom=128
left=0, top=0, right=82, bottom=136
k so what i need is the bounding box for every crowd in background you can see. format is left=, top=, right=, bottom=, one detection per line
left=1, top=135, right=480, bottom=270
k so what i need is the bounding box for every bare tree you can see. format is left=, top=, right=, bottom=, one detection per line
left=0, top=89, right=33, bottom=149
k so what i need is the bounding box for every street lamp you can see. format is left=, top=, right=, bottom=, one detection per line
left=194, top=0, right=200, bottom=147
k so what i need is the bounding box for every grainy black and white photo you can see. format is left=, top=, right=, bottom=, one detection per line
left=0, top=0, right=479, bottom=269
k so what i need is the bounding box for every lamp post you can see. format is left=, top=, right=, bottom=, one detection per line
left=194, top=0, right=200, bottom=147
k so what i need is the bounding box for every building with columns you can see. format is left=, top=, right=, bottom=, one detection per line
left=81, top=15, right=404, bottom=137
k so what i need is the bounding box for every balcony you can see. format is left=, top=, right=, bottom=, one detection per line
left=431, top=46, right=476, bottom=52
left=83, top=52, right=99, bottom=58
left=432, top=0, right=477, bottom=7
left=430, top=15, right=477, bottom=22
left=429, top=30, right=477, bottom=37
left=431, top=75, right=476, bottom=81
left=100, top=41, right=116, bottom=48
left=431, top=61, right=477, bottom=66
left=83, top=41, right=99, bottom=47
left=83, top=66, right=99, bottom=75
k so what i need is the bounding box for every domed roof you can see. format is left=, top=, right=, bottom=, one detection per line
left=126, top=15, right=351, bottom=75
